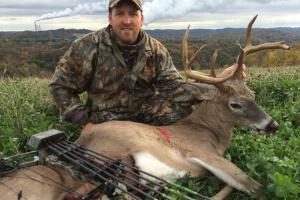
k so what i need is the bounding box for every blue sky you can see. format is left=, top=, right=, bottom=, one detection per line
left=1, top=0, right=300, bottom=31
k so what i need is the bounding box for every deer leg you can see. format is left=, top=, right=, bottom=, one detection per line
left=187, top=155, right=261, bottom=197
left=212, top=185, right=234, bottom=200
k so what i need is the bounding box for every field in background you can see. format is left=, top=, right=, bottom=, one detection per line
left=0, top=66, right=299, bottom=199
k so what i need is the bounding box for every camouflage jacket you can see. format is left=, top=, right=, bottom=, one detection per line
left=49, top=26, right=201, bottom=125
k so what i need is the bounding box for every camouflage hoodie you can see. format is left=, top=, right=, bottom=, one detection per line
left=49, top=26, right=200, bottom=125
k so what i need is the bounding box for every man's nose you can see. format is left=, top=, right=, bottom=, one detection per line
left=122, top=16, right=132, bottom=25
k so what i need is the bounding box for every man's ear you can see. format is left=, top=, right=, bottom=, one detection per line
left=141, top=12, right=144, bottom=24
left=108, top=13, right=113, bottom=24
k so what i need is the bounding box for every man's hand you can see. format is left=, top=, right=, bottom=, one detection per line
left=65, top=105, right=89, bottom=126
left=70, top=109, right=89, bottom=126
left=220, top=64, right=247, bottom=80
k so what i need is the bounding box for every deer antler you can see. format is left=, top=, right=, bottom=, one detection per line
left=183, top=26, right=234, bottom=84
left=183, top=16, right=290, bottom=84
left=210, top=49, right=218, bottom=78
left=233, top=15, right=290, bottom=79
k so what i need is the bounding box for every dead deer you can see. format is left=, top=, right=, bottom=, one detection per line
left=76, top=15, right=290, bottom=200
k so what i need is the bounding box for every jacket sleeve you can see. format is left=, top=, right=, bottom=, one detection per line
left=48, top=34, right=97, bottom=124
left=155, top=44, right=200, bottom=104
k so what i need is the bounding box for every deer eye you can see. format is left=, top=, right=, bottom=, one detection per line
left=230, top=103, right=242, bottom=109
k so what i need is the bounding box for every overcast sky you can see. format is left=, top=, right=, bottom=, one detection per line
left=1, top=0, right=300, bottom=31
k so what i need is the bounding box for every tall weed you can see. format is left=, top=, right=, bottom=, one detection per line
left=0, top=78, right=79, bottom=157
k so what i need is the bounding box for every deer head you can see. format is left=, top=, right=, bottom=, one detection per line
left=182, top=15, right=290, bottom=134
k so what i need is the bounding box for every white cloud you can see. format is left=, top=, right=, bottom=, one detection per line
left=36, top=1, right=108, bottom=22
left=0, top=0, right=300, bottom=31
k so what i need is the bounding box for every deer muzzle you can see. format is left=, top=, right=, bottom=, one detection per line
left=265, top=120, right=279, bottom=134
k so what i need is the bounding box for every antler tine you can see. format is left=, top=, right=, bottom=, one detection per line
left=182, top=26, right=236, bottom=84
left=210, top=49, right=218, bottom=77
left=234, top=15, right=291, bottom=79
left=245, top=41, right=290, bottom=56
left=182, top=25, right=190, bottom=71
left=190, top=45, right=207, bottom=68
left=244, top=15, right=290, bottom=56
left=246, top=14, right=258, bottom=46
left=235, top=46, right=246, bottom=79
left=234, top=15, right=258, bottom=78
left=183, top=25, right=206, bottom=72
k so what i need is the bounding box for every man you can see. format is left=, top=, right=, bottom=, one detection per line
left=49, top=0, right=239, bottom=126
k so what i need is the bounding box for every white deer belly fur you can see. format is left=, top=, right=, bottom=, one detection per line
left=133, top=152, right=187, bottom=183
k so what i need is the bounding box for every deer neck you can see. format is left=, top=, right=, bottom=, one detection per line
left=171, top=100, right=234, bottom=154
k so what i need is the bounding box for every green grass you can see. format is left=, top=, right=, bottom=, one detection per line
left=0, top=78, right=80, bottom=157
left=0, top=66, right=299, bottom=199
left=228, top=67, right=300, bottom=200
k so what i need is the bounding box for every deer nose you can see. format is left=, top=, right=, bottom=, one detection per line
left=265, top=120, right=279, bottom=134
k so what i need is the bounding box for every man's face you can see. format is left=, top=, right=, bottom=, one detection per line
left=109, top=2, right=144, bottom=44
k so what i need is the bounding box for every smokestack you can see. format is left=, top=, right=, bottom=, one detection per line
left=34, top=21, right=42, bottom=31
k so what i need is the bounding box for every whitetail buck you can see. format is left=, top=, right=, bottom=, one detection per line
left=0, top=16, right=290, bottom=200
left=76, top=15, right=290, bottom=199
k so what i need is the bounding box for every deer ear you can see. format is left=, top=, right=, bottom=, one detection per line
left=183, top=82, right=216, bottom=101
left=215, top=84, right=236, bottom=94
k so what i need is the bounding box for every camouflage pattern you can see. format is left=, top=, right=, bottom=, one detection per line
left=109, top=0, right=143, bottom=11
left=49, top=25, right=200, bottom=126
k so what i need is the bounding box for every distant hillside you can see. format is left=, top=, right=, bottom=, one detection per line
left=2, top=27, right=300, bottom=42
left=148, top=27, right=300, bottom=37
left=1, top=27, right=300, bottom=77
left=274, top=27, right=300, bottom=35
left=147, top=27, right=300, bottom=44
left=1, top=27, right=300, bottom=46
left=0, top=29, right=91, bottom=41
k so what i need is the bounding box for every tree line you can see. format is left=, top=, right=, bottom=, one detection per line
left=1, top=28, right=300, bottom=77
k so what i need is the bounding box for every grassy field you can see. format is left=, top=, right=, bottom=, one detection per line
left=0, top=66, right=299, bottom=199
